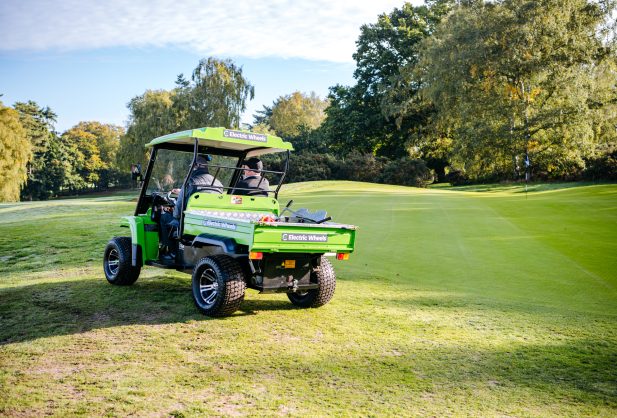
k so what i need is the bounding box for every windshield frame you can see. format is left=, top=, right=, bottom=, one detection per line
left=134, top=142, right=289, bottom=217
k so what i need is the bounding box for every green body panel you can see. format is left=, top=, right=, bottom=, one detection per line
left=184, top=193, right=278, bottom=246
left=121, top=215, right=159, bottom=264
left=251, top=224, right=356, bottom=253
left=182, top=193, right=356, bottom=253
left=186, top=193, right=280, bottom=215
left=146, top=127, right=293, bottom=156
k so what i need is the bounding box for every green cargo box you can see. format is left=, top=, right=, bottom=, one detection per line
left=183, top=193, right=356, bottom=254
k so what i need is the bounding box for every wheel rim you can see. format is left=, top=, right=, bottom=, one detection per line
left=199, top=267, right=219, bottom=308
left=107, top=248, right=120, bottom=276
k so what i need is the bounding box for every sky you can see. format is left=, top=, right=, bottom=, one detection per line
left=0, top=0, right=412, bottom=132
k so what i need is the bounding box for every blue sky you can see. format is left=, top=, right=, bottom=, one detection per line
left=0, top=0, right=410, bottom=132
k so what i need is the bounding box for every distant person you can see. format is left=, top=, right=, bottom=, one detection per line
left=131, top=164, right=143, bottom=181
left=159, top=155, right=223, bottom=261
left=233, top=157, right=270, bottom=196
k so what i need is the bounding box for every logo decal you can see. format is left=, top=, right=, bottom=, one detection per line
left=281, top=233, right=328, bottom=242
left=203, top=219, right=237, bottom=231
left=223, top=129, right=267, bottom=143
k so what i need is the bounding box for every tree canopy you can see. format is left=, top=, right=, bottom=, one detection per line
left=119, top=58, right=255, bottom=169
left=419, top=0, right=617, bottom=179
left=320, top=1, right=454, bottom=158
left=0, top=100, right=31, bottom=202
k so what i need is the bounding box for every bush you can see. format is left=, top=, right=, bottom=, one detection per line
left=445, top=168, right=470, bottom=186
left=261, top=152, right=339, bottom=184
left=336, top=151, right=387, bottom=182
left=379, top=157, right=434, bottom=188
left=288, top=153, right=338, bottom=182
left=584, top=152, right=617, bottom=180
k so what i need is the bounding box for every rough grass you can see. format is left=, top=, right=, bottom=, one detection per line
left=0, top=181, right=615, bottom=416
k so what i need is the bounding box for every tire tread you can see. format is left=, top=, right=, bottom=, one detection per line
left=104, top=237, right=140, bottom=286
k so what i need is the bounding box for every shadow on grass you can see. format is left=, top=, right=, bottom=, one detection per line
left=443, top=181, right=614, bottom=194
left=0, top=277, right=298, bottom=345
left=305, top=338, right=617, bottom=407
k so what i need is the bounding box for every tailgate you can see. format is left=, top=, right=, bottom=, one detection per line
left=252, top=222, right=356, bottom=253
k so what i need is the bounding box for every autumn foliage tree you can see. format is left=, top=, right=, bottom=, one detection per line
left=0, top=100, right=31, bottom=202
left=62, top=121, right=124, bottom=190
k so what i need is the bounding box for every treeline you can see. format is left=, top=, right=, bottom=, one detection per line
left=0, top=100, right=128, bottom=201
left=0, top=58, right=254, bottom=202
left=255, top=0, right=617, bottom=185
left=2, top=0, right=617, bottom=202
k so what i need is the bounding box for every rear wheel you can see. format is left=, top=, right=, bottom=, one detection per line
left=287, top=256, right=336, bottom=308
left=103, top=237, right=140, bottom=285
left=192, top=255, right=246, bottom=317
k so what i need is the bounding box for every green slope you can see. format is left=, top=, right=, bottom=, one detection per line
left=0, top=182, right=615, bottom=416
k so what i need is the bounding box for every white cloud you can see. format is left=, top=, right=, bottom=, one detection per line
left=0, top=0, right=412, bottom=62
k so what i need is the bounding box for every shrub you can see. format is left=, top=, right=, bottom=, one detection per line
left=379, top=157, right=434, bottom=187
left=445, top=168, right=470, bottom=186
left=584, top=151, right=617, bottom=180
left=337, top=151, right=387, bottom=182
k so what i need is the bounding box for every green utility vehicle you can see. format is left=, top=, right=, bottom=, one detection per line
left=103, top=127, right=357, bottom=316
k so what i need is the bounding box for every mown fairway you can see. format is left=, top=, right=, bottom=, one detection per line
left=1, top=182, right=616, bottom=416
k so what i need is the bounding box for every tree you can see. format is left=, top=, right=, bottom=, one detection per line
left=63, top=121, right=124, bottom=190
left=119, top=58, right=255, bottom=171
left=321, top=1, right=454, bottom=158
left=175, top=57, right=254, bottom=130
left=421, top=0, right=616, bottom=179
left=119, top=89, right=176, bottom=170
left=269, top=91, right=328, bottom=138
left=0, top=101, right=30, bottom=202
left=14, top=101, right=58, bottom=200
left=62, top=126, right=104, bottom=188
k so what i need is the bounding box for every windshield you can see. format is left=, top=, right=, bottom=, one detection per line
left=146, top=149, right=240, bottom=194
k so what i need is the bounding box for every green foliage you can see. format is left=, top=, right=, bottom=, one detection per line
left=119, top=90, right=176, bottom=170
left=0, top=101, right=31, bottom=202
left=268, top=91, right=328, bottom=138
left=421, top=0, right=617, bottom=180
left=584, top=150, right=617, bottom=180
left=263, top=150, right=433, bottom=187
left=175, top=58, right=254, bottom=130
left=321, top=1, right=454, bottom=158
left=380, top=157, right=434, bottom=187
left=336, top=150, right=388, bottom=182
left=320, top=84, right=391, bottom=155
left=14, top=101, right=59, bottom=200
left=62, top=121, right=125, bottom=190
left=119, top=58, right=254, bottom=171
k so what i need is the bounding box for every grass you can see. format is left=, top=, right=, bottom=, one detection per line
left=0, top=181, right=616, bottom=416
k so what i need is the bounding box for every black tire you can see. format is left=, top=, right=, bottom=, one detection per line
left=191, top=255, right=246, bottom=317
left=103, top=237, right=141, bottom=286
left=287, top=256, right=336, bottom=308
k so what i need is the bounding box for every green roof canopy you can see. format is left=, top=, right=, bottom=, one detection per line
left=146, top=127, right=293, bottom=156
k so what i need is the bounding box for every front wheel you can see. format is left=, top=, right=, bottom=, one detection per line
left=287, top=257, right=336, bottom=308
left=103, top=237, right=140, bottom=285
left=191, top=255, right=246, bottom=317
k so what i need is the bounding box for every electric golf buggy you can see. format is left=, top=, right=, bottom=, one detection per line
left=103, top=127, right=357, bottom=316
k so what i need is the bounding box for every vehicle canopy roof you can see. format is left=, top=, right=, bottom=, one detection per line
left=146, top=127, right=293, bottom=157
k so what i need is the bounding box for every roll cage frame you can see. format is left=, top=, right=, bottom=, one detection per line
left=135, top=138, right=290, bottom=238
